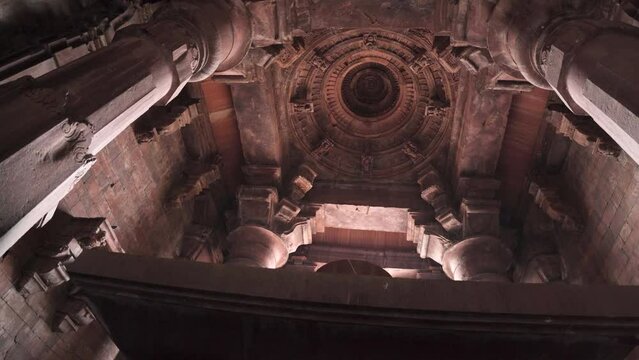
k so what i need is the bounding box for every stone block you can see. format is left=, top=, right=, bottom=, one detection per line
left=460, top=199, right=500, bottom=238
left=2, top=289, right=38, bottom=327
left=0, top=300, right=25, bottom=337
left=4, top=344, right=33, bottom=360
left=237, top=186, right=278, bottom=228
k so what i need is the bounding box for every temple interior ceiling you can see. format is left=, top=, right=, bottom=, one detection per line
left=281, top=28, right=459, bottom=181
left=1, top=0, right=639, bottom=357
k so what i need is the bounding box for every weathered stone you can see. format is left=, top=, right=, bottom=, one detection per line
left=442, top=236, right=513, bottom=282
left=0, top=0, right=252, bottom=256
left=290, top=164, right=318, bottom=202
left=280, top=220, right=313, bottom=254
left=237, top=186, right=278, bottom=228
left=460, top=199, right=501, bottom=238
left=273, top=198, right=301, bottom=225
left=168, top=158, right=220, bottom=207
left=226, top=225, right=288, bottom=269
left=529, top=179, right=582, bottom=232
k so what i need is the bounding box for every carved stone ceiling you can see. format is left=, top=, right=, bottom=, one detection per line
left=281, top=28, right=460, bottom=181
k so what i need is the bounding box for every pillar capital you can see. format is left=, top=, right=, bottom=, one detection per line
left=225, top=225, right=289, bottom=269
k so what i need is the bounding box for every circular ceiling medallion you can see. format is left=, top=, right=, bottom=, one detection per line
left=286, top=29, right=458, bottom=179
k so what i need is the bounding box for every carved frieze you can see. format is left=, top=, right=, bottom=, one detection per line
left=311, top=139, right=335, bottom=158
left=410, top=51, right=433, bottom=73
left=362, top=33, right=378, bottom=48
left=361, top=154, right=373, bottom=176
left=274, top=42, right=305, bottom=68
left=291, top=100, right=315, bottom=114
left=311, top=54, right=329, bottom=71
left=402, top=141, right=426, bottom=164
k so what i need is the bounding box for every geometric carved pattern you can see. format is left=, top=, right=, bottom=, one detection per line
left=285, top=28, right=457, bottom=179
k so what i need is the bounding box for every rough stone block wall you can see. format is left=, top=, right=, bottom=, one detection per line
left=0, top=92, right=205, bottom=358
left=59, top=125, right=192, bottom=257
left=561, top=144, right=639, bottom=285
left=1, top=251, right=118, bottom=360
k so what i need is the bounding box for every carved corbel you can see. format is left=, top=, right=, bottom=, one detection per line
left=416, top=222, right=453, bottom=263
left=274, top=198, right=302, bottom=225
left=417, top=166, right=462, bottom=235
left=134, top=97, right=199, bottom=143
left=280, top=219, right=313, bottom=253
left=410, top=51, right=433, bottom=73
left=290, top=164, right=318, bottom=202
left=53, top=294, right=95, bottom=333
left=545, top=105, right=621, bottom=158
left=168, top=157, right=221, bottom=207
left=529, top=179, right=582, bottom=232
left=18, top=217, right=111, bottom=296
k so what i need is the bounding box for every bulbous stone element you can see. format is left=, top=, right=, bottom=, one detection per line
left=441, top=236, right=513, bottom=282
left=225, top=225, right=288, bottom=269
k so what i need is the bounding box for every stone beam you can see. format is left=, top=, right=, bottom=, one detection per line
left=230, top=71, right=283, bottom=177
left=68, top=250, right=639, bottom=359
left=286, top=0, right=435, bottom=33
left=452, top=74, right=512, bottom=186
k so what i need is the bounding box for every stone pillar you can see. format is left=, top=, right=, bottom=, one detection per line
left=227, top=164, right=319, bottom=268
left=539, top=20, right=639, bottom=162
left=0, top=0, right=251, bottom=255
left=485, top=0, right=639, bottom=163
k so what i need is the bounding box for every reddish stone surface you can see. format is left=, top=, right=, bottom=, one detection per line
left=1, top=230, right=118, bottom=359
left=497, top=88, right=550, bottom=217
left=58, top=125, right=192, bottom=257
left=200, top=80, right=244, bottom=194
left=561, top=144, right=639, bottom=285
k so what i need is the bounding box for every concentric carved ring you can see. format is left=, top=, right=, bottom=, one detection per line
left=286, top=29, right=458, bottom=179
left=341, top=62, right=400, bottom=118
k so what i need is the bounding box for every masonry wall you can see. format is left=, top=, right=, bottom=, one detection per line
left=561, top=144, right=639, bottom=286
left=1, top=243, right=118, bottom=360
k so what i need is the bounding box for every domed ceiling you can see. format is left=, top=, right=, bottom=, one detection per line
left=283, top=28, right=460, bottom=180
